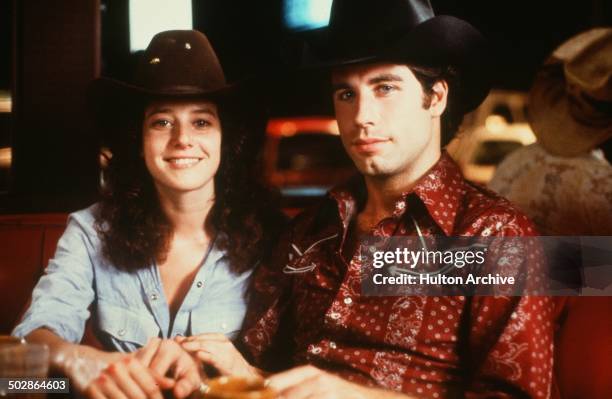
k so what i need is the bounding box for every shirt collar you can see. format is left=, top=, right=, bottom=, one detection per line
left=328, top=152, right=466, bottom=236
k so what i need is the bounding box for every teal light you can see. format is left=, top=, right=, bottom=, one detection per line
left=284, top=0, right=333, bottom=31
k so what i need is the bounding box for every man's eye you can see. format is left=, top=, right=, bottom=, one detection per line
left=152, top=119, right=171, bottom=128
left=337, top=90, right=354, bottom=101
left=377, top=84, right=395, bottom=94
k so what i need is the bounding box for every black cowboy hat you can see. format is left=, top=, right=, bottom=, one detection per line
left=295, top=0, right=491, bottom=114
left=88, top=29, right=235, bottom=130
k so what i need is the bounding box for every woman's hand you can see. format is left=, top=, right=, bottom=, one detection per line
left=56, top=344, right=124, bottom=393
left=85, top=338, right=202, bottom=399
left=176, top=333, right=260, bottom=379
left=25, top=328, right=123, bottom=393
left=84, top=354, right=170, bottom=399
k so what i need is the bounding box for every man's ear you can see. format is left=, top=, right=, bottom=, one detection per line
left=429, top=80, right=449, bottom=117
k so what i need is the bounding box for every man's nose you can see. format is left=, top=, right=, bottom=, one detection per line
left=353, top=92, right=376, bottom=129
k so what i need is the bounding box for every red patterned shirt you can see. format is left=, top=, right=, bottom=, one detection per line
left=241, top=153, right=554, bottom=398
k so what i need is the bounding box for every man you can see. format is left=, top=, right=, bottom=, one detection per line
left=172, top=1, right=552, bottom=398
left=236, top=1, right=553, bottom=398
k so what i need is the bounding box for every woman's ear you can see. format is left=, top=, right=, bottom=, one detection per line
left=429, top=80, right=449, bottom=117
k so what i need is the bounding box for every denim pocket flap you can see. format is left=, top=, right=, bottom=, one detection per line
left=98, top=302, right=160, bottom=345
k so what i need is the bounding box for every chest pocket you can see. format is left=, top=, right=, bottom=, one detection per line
left=190, top=303, right=246, bottom=340
left=97, top=302, right=161, bottom=346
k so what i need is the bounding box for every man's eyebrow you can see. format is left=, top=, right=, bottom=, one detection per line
left=331, top=73, right=404, bottom=92
left=368, top=73, right=404, bottom=85
left=331, top=82, right=352, bottom=92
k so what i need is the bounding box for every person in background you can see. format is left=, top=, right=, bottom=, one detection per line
left=12, top=30, right=284, bottom=398
left=489, top=28, right=612, bottom=236
left=182, top=1, right=554, bottom=398
left=490, top=28, right=612, bottom=399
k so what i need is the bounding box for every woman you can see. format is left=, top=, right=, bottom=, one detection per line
left=12, top=30, right=284, bottom=397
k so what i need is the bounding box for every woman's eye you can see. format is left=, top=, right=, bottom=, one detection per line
left=194, top=119, right=210, bottom=128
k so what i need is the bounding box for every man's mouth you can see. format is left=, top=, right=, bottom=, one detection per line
left=164, top=157, right=203, bottom=168
left=352, top=137, right=390, bottom=154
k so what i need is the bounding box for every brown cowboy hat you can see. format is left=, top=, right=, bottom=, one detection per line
left=529, top=28, right=612, bottom=157
left=89, top=29, right=234, bottom=128
left=294, top=0, right=491, bottom=114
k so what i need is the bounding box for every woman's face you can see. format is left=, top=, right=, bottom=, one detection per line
left=142, top=99, right=222, bottom=196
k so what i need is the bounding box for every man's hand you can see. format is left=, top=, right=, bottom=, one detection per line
left=176, top=333, right=259, bottom=379
left=267, top=366, right=416, bottom=399
left=267, top=365, right=369, bottom=399
left=85, top=338, right=202, bottom=399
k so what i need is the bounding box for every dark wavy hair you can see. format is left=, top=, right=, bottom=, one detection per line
left=409, top=64, right=464, bottom=147
left=95, top=96, right=286, bottom=274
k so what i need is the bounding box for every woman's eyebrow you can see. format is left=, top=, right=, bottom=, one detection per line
left=144, top=106, right=218, bottom=117
left=192, top=107, right=217, bottom=116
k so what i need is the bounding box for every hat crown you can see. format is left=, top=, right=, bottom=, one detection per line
left=528, top=28, right=612, bottom=157
left=135, top=30, right=226, bottom=94
left=562, top=29, right=612, bottom=101
left=325, top=0, right=434, bottom=60
left=330, top=0, right=434, bottom=32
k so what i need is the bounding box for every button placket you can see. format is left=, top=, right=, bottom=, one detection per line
left=136, top=263, right=170, bottom=338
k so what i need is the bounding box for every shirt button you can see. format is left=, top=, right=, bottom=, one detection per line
left=117, top=329, right=126, bottom=337
left=329, top=341, right=337, bottom=349
left=196, top=281, right=203, bottom=288
left=330, top=312, right=340, bottom=320
left=344, top=297, right=353, bottom=305
left=150, top=293, right=158, bottom=301
left=221, top=322, right=228, bottom=330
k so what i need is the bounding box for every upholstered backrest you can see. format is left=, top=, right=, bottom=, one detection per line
left=0, top=214, right=67, bottom=333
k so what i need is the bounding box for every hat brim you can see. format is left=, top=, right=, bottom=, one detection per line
left=87, top=77, right=240, bottom=139
left=298, top=15, right=491, bottom=114
left=529, top=66, right=612, bottom=157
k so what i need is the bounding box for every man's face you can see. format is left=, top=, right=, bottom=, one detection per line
left=331, top=63, right=446, bottom=179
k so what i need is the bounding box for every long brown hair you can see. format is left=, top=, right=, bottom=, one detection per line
left=95, top=97, right=286, bottom=274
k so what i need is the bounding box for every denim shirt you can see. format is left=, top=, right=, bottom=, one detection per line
left=12, top=205, right=251, bottom=353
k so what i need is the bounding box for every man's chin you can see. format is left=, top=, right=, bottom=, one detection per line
left=355, top=159, right=392, bottom=177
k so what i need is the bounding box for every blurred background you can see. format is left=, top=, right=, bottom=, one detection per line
left=0, top=0, right=610, bottom=213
